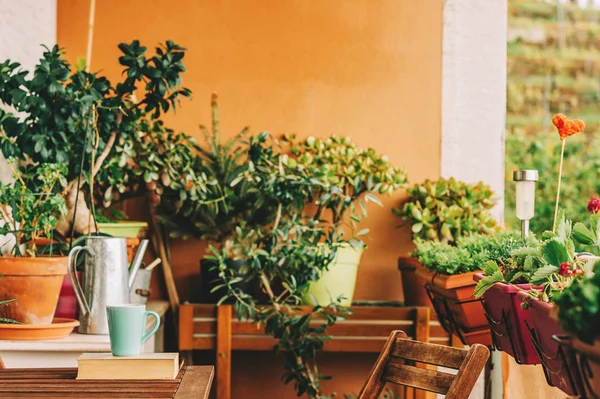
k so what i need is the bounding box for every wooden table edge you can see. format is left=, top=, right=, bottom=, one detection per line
left=174, top=366, right=214, bottom=399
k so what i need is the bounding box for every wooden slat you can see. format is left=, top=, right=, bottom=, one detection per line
left=384, top=363, right=454, bottom=395
left=192, top=337, right=216, bottom=350
left=445, top=345, right=490, bottom=398
left=175, top=366, right=214, bottom=399
left=216, top=305, right=232, bottom=399
left=188, top=304, right=414, bottom=321
left=192, top=305, right=218, bottom=318
left=229, top=321, right=412, bottom=337
left=179, top=305, right=194, bottom=350
left=391, top=338, right=466, bottom=369
left=0, top=368, right=77, bottom=379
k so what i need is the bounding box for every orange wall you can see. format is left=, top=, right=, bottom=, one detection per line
left=57, top=1, right=443, bottom=397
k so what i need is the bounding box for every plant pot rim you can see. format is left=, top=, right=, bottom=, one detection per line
left=97, top=221, right=148, bottom=227
left=0, top=256, right=68, bottom=276
left=416, top=268, right=482, bottom=289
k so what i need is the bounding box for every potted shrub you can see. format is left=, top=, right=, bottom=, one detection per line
left=0, top=40, right=191, bottom=237
left=285, top=135, right=407, bottom=306
left=394, top=177, right=497, bottom=305
left=414, top=230, right=526, bottom=346
left=210, top=133, right=404, bottom=399
left=0, top=163, right=68, bottom=325
left=158, top=95, right=275, bottom=302
left=555, top=260, right=600, bottom=398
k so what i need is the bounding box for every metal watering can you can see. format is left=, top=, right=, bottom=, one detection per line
left=68, top=236, right=149, bottom=334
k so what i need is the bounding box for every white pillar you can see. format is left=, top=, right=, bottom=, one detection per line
left=441, top=1, right=507, bottom=399
left=441, top=0, right=507, bottom=223
left=0, top=0, right=56, bottom=183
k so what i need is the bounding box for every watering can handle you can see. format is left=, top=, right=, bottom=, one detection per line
left=68, top=246, right=93, bottom=317
left=128, top=239, right=149, bottom=289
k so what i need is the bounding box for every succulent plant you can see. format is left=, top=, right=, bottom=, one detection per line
left=395, top=177, right=498, bottom=244
left=287, top=134, right=408, bottom=241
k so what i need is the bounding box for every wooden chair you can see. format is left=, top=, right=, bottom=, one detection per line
left=358, top=330, right=490, bottom=399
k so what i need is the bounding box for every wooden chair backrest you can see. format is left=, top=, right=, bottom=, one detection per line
left=358, top=330, right=490, bottom=399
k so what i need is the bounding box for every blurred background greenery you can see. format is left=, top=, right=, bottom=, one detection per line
left=505, top=0, right=600, bottom=232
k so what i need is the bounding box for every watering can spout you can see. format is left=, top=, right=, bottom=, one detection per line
left=128, top=239, right=149, bottom=289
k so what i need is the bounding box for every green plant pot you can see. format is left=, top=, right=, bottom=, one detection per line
left=97, top=222, right=148, bottom=238
left=302, top=245, right=363, bottom=307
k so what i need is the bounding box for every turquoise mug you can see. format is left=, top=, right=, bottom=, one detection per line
left=106, top=304, right=160, bottom=357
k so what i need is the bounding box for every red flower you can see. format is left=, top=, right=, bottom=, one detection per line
left=588, top=197, right=600, bottom=214
left=573, top=268, right=585, bottom=277
left=558, top=262, right=572, bottom=277
left=552, top=114, right=585, bottom=140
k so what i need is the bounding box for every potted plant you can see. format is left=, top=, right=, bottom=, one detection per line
left=285, top=134, right=407, bottom=306
left=0, top=40, right=191, bottom=237
left=157, top=94, right=275, bottom=302
left=206, top=132, right=405, bottom=397
left=413, top=229, right=526, bottom=346
left=0, top=163, right=68, bottom=325
left=394, top=177, right=498, bottom=305
left=555, top=259, right=600, bottom=398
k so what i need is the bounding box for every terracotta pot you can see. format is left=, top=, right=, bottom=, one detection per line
left=416, top=268, right=492, bottom=346
left=474, top=273, right=540, bottom=364
left=0, top=256, right=67, bottom=324
left=518, top=293, right=583, bottom=396
left=398, top=256, right=431, bottom=306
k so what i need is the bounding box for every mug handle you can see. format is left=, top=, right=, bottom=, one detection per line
left=142, top=310, right=160, bottom=344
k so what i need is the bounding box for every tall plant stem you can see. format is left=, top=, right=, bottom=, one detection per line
left=85, top=0, right=96, bottom=70
left=553, top=139, right=567, bottom=232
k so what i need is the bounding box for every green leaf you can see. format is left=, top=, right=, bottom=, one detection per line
left=474, top=270, right=503, bottom=298
left=572, top=222, right=597, bottom=245
left=530, top=265, right=559, bottom=285
left=542, top=239, right=569, bottom=266
left=483, top=260, right=499, bottom=276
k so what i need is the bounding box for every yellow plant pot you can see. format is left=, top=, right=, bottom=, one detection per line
left=302, top=245, right=363, bottom=307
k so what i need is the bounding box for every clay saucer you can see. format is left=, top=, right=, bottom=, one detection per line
left=0, top=318, right=79, bottom=340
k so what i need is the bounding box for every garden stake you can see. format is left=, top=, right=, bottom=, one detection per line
left=553, top=139, right=566, bottom=233
left=551, top=114, right=585, bottom=232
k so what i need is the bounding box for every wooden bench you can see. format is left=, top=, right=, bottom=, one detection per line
left=179, top=304, right=452, bottom=399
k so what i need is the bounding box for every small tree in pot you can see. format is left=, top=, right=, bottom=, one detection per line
left=210, top=133, right=406, bottom=397
left=0, top=40, right=191, bottom=237
left=0, top=162, right=69, bottom=324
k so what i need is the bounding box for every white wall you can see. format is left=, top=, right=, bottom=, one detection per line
left=0, top=0, right=56, bottom=183
left=441, top=0, right=507, bottom=224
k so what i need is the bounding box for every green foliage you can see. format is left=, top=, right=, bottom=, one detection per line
left=505, top=131, right=600, bottom=233
left=0, top=41, right=191, bottom=220
left=395, top=177, right=497, bottom=244
left=157, top=95, right=275, bottom=242
left=288, top=135, right=407, bottom=239
left=555, top=261, right=600, bottom=344
left=208, top=132, right=352, bottom=398
left=0, top=163, right=67, bottom=256
left=207, top=131, right=405, bottom=398
left=474, top=214, right=594, bottom=299
left=414, top=230, right=527, bottom=275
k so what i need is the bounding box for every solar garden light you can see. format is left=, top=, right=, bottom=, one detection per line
left=513, top=170, right=539, bottom=239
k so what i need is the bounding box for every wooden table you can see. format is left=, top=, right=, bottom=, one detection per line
left=180, top=304, right=455, bottom=399
left=0, top=365, right=214, bottom=398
